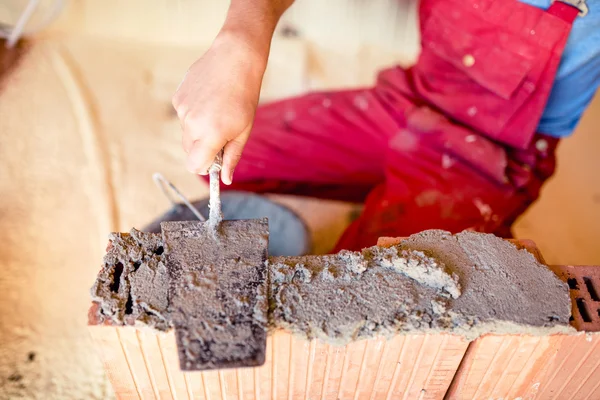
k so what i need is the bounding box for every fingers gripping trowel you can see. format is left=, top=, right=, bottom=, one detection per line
left=159, top=150, right=269, bottom=371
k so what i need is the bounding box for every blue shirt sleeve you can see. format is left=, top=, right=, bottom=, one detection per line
left=519, top=0, right=600, bottom=137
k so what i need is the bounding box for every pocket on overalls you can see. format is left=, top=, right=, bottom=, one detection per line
left=414, top=8, right=550, bottom=148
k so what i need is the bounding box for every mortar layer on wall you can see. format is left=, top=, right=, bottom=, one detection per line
left=90, top=228, right=573, bottom=344
left=270, top=230, right=572, bottom=343
left=91, top=229, right=170, bottom=330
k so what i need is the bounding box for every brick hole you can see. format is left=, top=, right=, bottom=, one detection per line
left=125, top=294, right=134, bottom=315
left=110, top=262, right=124, bottom=292
left=583, top=277, right=600, bottom=301
left=133, top=261, right=141, bottom=271
left=567, top=278, right=579, bottom=290
left=154, top=246, right=164, bottom=255
left=576, top=298, right=592, bottom=323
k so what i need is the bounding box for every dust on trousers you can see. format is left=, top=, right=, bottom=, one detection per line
left=213, top=0, right=580, bottom=252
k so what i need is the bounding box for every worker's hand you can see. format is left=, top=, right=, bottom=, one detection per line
left=173, top=0, right=294, bottom=184
left=172, top=33, right=265, bottom=185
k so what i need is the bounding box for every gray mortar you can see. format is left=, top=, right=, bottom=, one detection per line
left=90, top=229, right=170, bottom=330
left=401, top=230, right=570, bottom=329
left=270, top=230, right=572, bottom=343
left=90, top=229, right=573, bottom=352
left=269, top=251, right=462, bottom=344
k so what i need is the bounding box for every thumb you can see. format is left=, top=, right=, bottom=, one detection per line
left=186, top=137, right=227, bottom=175
left=221, top=135, right=248, bottom=185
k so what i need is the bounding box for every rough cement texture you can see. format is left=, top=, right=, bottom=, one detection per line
left=269, top=230, right=572, bottom=343
left=404, top=230, right=570, bottom=328
left=270, top=249, right=461, bottom=344
left=90, top=229, right=170, bottom=331
left=161, top=219, right=269, bottom=371
left=91, top=229, right=572, bottom=350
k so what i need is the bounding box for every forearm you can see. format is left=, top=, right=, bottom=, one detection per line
left=217, top=0, right=294, bottom=70
left=174, top=0, right=294, bottom=180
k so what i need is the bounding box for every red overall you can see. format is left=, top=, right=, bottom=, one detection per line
left=220, top=0, right=580, bottom=251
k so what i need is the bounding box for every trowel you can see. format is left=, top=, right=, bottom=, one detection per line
left=159, top=150, right=270, bottom=371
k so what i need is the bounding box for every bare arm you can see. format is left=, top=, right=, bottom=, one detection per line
left=172, top=0, right=294, bottom=184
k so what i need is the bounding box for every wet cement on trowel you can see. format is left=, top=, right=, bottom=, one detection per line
left=270, top=230, right=572, bottom=343
left=161, top=219, right=269, bottom=370
left=91, top=228, right=573, bottom=360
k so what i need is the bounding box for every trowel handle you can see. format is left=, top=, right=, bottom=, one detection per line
left=210, top=149, right=224, bottom=173
left=208, top=149, right=224, bottom=230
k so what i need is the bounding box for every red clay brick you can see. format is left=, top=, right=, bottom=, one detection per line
left=88, top=328, right=468, bottom=400
left=446, top=333, right=600, bottom=400
left=549, top=265, right=600, bottom=332
left=92, top=235, right=599, bottom=399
